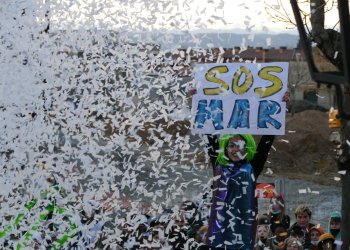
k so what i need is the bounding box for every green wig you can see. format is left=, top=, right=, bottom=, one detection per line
left=216, top=134, right=257, bottom=166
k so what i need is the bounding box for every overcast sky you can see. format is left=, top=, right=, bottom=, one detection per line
left=48, top=0, right=340, bottom=34
left=48, top=0, right=289, bottom=33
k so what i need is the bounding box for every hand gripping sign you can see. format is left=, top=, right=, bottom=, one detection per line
left=191, top=62, right=288, bottom=135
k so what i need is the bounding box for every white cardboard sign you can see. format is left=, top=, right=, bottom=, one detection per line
left=191, top=62, right=288, bottom=135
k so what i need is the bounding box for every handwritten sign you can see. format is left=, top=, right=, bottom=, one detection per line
left=191, top=62, right=288, bottom=135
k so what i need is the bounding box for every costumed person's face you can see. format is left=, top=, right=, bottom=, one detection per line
left=226, top=136, right=246, bottom=162
left=330, top=219, right=341, bottom=237
left=257, top=225, right=268, bottom=240
left=269, top=198, right=282, bottom=214
left=310, top=230, right=321, bottom=246
left=310, top=230, right=320, bottom=241
left=330, top=220, right=341, bottom=230
left=296, top=212, right=310, bottom=229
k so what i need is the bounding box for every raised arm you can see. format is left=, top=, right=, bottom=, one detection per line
left=250, top=135, right=275, bottom=178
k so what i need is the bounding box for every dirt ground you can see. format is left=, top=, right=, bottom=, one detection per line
left=262, top=110, right=341, bottom=187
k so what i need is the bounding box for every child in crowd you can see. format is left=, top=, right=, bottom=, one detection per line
left=288, top=204, right=315, bottom=249
left=254, top=215, right=273, bottom=250
left=317, top=233, right=337, bottom=250
left=195, top=224, right=208, bottom=249
left=308, top=225, right=325, bottom=250
left=283, top=236, right=303, bottom=250
left=268, top=193, right=290, bottom=230
left=328, top=211, right=342, bottom=250
left=271, top=222, right=289, bottom=249
left=289, top=225, right=307, bottom=248
left=179, top=200, right=203, bottom=241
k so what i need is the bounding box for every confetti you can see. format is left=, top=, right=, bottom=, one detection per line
left=264, top=168, right=273, bottom=175
left=298, top=189, right=307, bottom=194
left=338, top=170, right=347, bottom=175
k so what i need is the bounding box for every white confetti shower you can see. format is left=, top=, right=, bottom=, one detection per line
left=0, top=1, right=244, bottom=249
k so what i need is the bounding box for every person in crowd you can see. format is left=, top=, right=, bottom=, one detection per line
left=271, top=221, right=289, bottom=249
left=254, top=215, right=274, bottom=250
left=308, top=225, right=325, bottom=250
left=165, top=200, right=202, bottom=249
left=289, top=225, right=307, bottom=248
left=328, top=211, right=341, bottom=250
left=167, top=212, right=188, bottom=249
left=206, top=134, right=259, bottom=249
left=179, top=200, right=203, bottom=241
left=195, top=224, right=209, bottom=249
left=268, top=193, right=290, bottom=230
left=317, top=233, right=337, bottom=250
left=283, top=236, right=303, bottom=250
left=141, top=216, right=166, bottom=249
left=117, top=221, right=134, bottom=249
left=289, top=204, right=315, bottom=249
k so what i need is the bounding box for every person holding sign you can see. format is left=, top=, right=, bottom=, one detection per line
left=206, top=134, right=269, bottom=249
left=191, top=62, right=288, bottom=135
left=203, top=103, right=287, bottom=249
left=189, top=62, right=289, bottom=249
